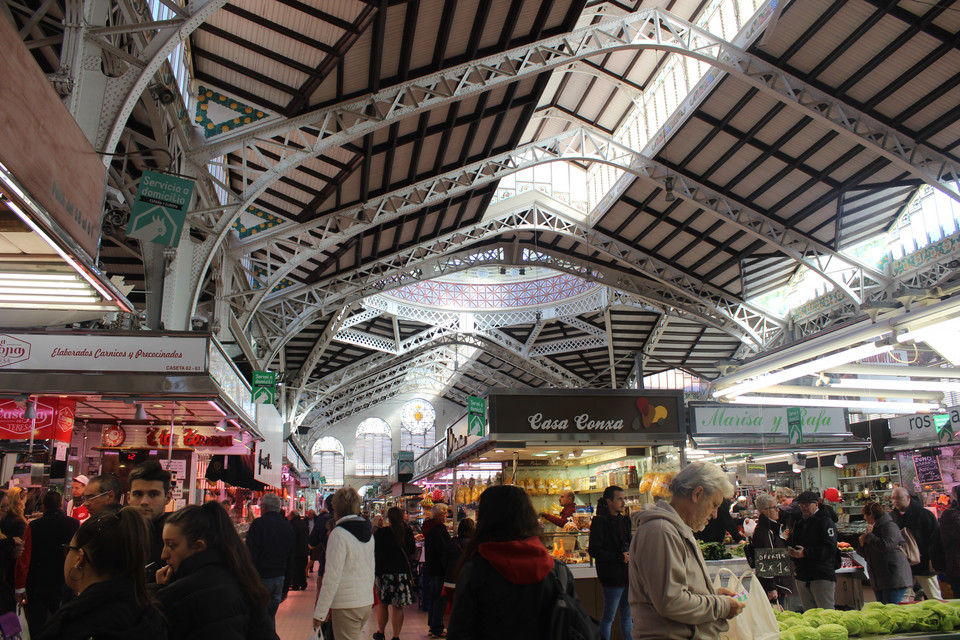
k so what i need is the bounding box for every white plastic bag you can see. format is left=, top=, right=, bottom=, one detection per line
left=714, top=569, right=778, bottom=640
left=308, top=623, right=324, bottom=640
left=742, top=518, right=757, bottom=538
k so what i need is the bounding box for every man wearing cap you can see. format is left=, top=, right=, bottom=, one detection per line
left=65, top=475, right=89, bottom=523
left=787, top=491, right=839, bottom=610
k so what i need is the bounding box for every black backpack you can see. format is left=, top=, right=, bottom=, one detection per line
left=548, top=562, right=601, bottom=640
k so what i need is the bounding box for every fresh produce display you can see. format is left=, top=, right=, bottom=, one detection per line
left=775, top=600, right=960, bottom=637
left=838, top=541, right=854, bottom=551
left=729, top=542, right=747, bottom=557
left=698, top=540, right=731, bottom=560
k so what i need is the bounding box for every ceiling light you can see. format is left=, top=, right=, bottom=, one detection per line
left=23, top=400, right=36, bottom=420
left=786, top=453, right=798, bottom=465
left=495, top=449, right=504, bottom=453
left=543, top=450, right=560, bottom=454
left=831, top=378, right=960, bottom=393
left=792, top=463, right=804, bottom=474
left=134, top=402, right=147, bottom=421
left=898, top=317, right=960, bottom=366
left=713, top=340, right=894, bottom=398
left=532, top=453, right=548, bottom=457
left=664, top=176, right=676, bottom=202
left=729, top=395, right=940, bottom=413
left=834, top=454, right=848, bottom=469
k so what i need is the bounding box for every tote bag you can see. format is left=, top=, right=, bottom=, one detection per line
left=901, top=527, right=921, bottom=565
left=713, top=568, right=779, bottom=640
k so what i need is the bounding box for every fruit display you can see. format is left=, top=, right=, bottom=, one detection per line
left=776, top=600, right=960, bottom=638
left=838, top=541, right=853, bottom=551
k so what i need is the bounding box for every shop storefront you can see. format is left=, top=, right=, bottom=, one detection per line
left=887, top=406, right=960, bottom=512
left=0, top=330, right=283, bottom=505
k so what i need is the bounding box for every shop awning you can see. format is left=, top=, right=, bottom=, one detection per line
left=691, top=432, right=870, bottom=453
left=884, top=437, right=943, bottom=452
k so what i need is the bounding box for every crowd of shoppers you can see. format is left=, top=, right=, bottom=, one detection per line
left=3, top=456, right=957, bottom=640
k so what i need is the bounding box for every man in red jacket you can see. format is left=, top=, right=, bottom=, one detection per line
left=540, top=489, right=576, bottom=528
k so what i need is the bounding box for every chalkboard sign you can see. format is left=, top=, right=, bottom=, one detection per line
left=755, top=547, right=792, bottom=578
left=914, top=455, right=943, bottom=485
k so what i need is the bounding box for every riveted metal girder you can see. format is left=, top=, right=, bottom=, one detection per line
left=232, top=130, right=883, bottom=336
left=184, top=6, right=953, bottom=329
left=97, top=0, right=228, bottom=154
left=242, top=201, right=776, bottom=368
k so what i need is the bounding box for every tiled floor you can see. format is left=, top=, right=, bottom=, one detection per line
left=275, top=588, right=433, bottom=640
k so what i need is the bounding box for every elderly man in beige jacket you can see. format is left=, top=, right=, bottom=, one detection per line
left=629, top=462, right=745, bottom=639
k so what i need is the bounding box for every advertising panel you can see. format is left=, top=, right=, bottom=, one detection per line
left=0, top=16, right=106, bottom=259
left=0, top=332, right=207, bottom=373
left=691, top=405, right=847, bottom=436
left=0, top=397, right=74, bottom=441
left=888, top=405, right=959, bottom=445
left=487, top=389, right=684, bottom=440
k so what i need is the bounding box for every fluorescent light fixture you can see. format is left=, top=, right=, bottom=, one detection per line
left=831, top=378, right=960, bottom=393
left=730, top=395, right=939, bottom=414
left=3, top=198, right=115, bottom=303
left=834, top=454, right=848, bottom=469
left=713, top=341, right=893, bottom=399
left=543, top=450, right=560, bottom=454
left=898, top=317, right=960, bottom=366
left=532, top=453, right=549, bottom=457
left=495, top=449, right=504, bottom=453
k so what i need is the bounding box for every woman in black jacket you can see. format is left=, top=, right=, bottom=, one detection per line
left=154, top=502, right=278, bottom=640
left=373, top=507, right=417, bottom=640
left=588, top=485, right=631, bottom=640
left=289, top=510, right=309, bottom=590
left=38, top=507, right=166, bottom=640
left=859, top=501, right=912, bottom=604
left=752, top=494, right=789, bottom=606
left=447, top=485, right=591, bottom=640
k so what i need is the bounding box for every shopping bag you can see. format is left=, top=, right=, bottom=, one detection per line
left=901, top=527, right=921, bottom=565
left=714, top=569, right=778, bottom=640
left=0, top=610, right=20, bottom=640
left=308, top=623, right=324, bottom=640
left=15, top=603, right=28, bottom=640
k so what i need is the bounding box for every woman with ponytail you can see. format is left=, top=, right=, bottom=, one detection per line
left=37, top=506, right=166, bottom=640
left=153, top=501, right=277, bottom=640
left=372, top=506, right=416, bottom=640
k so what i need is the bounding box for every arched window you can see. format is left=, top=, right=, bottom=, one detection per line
left=311, top=437, right=344, bottom=486
left=400, top=398, right=436, bottom=457
left=355, top=418, right=392, bottom=477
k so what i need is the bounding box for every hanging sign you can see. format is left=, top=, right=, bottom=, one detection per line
left=787, top=407, right=803, bottom=443
left=251, top=371, right=276, bottom=405
left=0, top=332, right=207, bottom=373
left=0, top=397, right=75, bottom=441
left=488, top=389, right=684, bottom=439
left=467, top=396, right=486, bottom=436
left=889, top=406, right=960, bottom=445
left=691, top=405, right=847, bottom=436
left=126, top=170, right=194, bottom=246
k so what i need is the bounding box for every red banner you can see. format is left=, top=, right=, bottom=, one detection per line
left=0, top=397, right=75, bottom=442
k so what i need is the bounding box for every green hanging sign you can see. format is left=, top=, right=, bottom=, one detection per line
left=252, top=371, right=276, bottom=405
left=786, top=407, right=803, bottom=444
left=126, top=170, right=194, bottom=246
left=468, top=396, right=486, bottom=436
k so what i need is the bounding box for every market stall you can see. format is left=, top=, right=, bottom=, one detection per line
left=887, top=406, right=960, bottom=513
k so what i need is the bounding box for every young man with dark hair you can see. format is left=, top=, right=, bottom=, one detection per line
left=127, top=460, right=173, bottom=581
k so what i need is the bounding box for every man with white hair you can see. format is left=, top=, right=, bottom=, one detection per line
left=891, top=487, right=941, bottom=600
left=629, top=462, right=745, bottom=639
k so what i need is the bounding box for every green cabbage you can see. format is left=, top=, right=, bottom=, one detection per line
left=816, top=623, right=849, bottom=640
left=782, top=626, right=821, bottom=640
left=802, top=608, right=842, bottom=627
left=862, top=611, right=893, bottom=635
left=839, top=610, right=865, bottom=636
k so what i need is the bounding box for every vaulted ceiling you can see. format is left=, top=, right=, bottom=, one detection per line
left=6, top=0, right=960, bottom=448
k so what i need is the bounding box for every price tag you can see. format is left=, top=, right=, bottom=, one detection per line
left=755, top=547, right=791, bottom=578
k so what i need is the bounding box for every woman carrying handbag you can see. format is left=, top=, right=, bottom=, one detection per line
left=859, top=501, right=912, bottom=604
left=372, top=508, right=416, bottom=640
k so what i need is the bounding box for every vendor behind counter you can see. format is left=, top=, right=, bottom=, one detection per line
left=695, top=498, right=744, bottom=544
left=540, top=490, right=576, bottom=528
